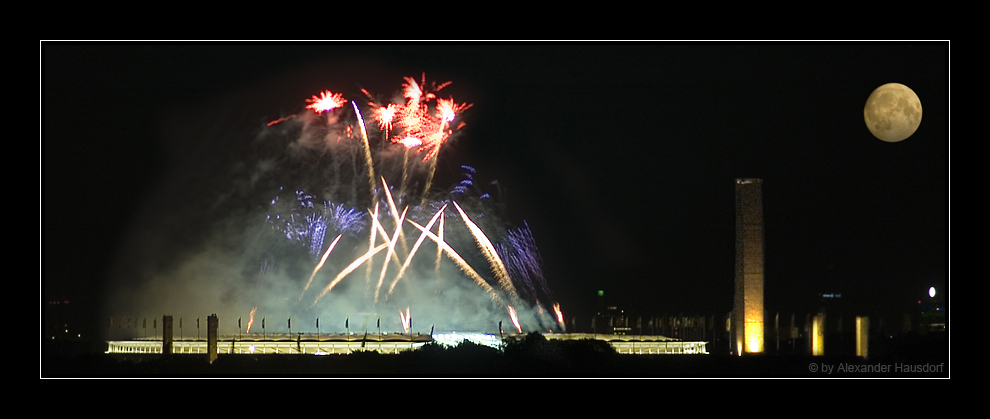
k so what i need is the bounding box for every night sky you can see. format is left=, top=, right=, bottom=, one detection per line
left=43, top=42, right=947, bottom=334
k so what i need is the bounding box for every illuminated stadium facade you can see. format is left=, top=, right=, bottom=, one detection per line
left=105, top=332, right=708, bottom=355
left=107, top=333, right=432, bottom=355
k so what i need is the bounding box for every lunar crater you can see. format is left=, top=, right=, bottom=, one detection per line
left=864, top=83, right=922, bottom=143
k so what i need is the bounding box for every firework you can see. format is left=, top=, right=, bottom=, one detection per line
left=396, top=138, right=420, bottom=201
left=246, top=306, right=258, bottom=333
left=365, top=73, right=468, bottom=160
left=373, top=103, right=397, bottom=132
left=387, top=204, right=447, bottom=300
left=267, top=114, right=297, bottom=127
left=380, top=177, right=410, bottom=256
left=366, top=202, right=379, bottom=282
left=452, top=201, right=519, bottom=305
left=497, top=221, right=555, bottom=312
left=507, top=306, right=522, bottom=334
left=374, top=206, right=407, bottom=302
left=145, top=74, right=563, bottom=335
left=302, top=234, right=342, bottom=295
left=553, top=303, right=564, bottom=325
left=350, top=101, right=378, bottom=203
left=314, top=242, right=388, bottom=306
left=435, top=210, right=444, bottom=274
left=405, top=219, right=504, bottom=307
left=266, top=191, right=364, bottom=259
left=399, top=307, right=411, bottom=333
left=363, top=74, right=472, bottom=205
left=306, top=90, right=347, bottom=113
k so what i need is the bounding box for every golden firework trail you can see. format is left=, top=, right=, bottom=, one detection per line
left=553, top=303, right=565, bottom=325
left=266, top=114, right=297, bottom=126
left=380, top=177, right=410, bottom=256
left=374, top=206, right=408, bottom=302
left=406, top=219, right=504, bottom=307
left=314, top=242, right=388, bottom=306
left=435, top=210, right=444, bottom=274
left=386, top=204, right=447, bottom=300
left=396, top=139, right=420, bottom=205
left=419, top=97, right=470, bottom=205
left=420, top=154, right=440, bottom=207
left=366, top=203, right=379, bottom=283
left=399, top=306, right=411, bottom=333
left=452, top=202, right=519, bottom=304
left=367, top=205, right=408, bottom=273
left=351, top=101, right=377, bottom=205
left=507, top=305, right=522, bottom=333
left=302, top=234, right=343, bottom=296
left=246, top=306, right=258, bottom=333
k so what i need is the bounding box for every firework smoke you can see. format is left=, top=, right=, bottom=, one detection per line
left=105, top=73, right=559, bottom=336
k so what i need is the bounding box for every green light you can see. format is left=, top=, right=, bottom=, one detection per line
left=598, top=290, right=604, bottom=296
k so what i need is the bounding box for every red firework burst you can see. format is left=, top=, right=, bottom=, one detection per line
left=306, top=90, right=347, bottom=113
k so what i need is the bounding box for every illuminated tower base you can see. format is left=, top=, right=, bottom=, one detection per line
left=856, top=316, right=869, bottom=359
left=812, top=313, right=825, bottom=356
left=734, top=178, right=764, bottom=355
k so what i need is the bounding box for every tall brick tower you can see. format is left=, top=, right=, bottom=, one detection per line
left=734, top=178, right=764, bottom=355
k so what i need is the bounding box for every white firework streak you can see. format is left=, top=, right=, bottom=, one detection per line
left=352, top=101, right=376, bottom=204
left=435, top=210, right=444, bottom=274
left=452, top=202, right=519, bottom=304
left=366, top=203, right=379, bottom=284
left=386, top=204, right=447, bottom=300
left=367, top=207, right=407, bottom=275
left=375, top=206, right=408, bottom=302
left=381, top=177, right=411, bottom=256
left=399, top=306, right=411, bottom=333
left=420, top=153, right=439, bottom=207
left=302, top=234, right=343, bottom=296
left=316, top=204, right=405, bottom=306
left=406, top=219, right=504, bottom=307
left=314, top=242, right=388, bottom=306
left=507, top=305, right=522, bottom=333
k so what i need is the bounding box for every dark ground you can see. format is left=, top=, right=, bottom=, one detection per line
left=43, top=332, right=946, bottom=378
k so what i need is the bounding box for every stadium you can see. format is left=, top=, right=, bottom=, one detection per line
left=106, top=332, right=708, bottom=356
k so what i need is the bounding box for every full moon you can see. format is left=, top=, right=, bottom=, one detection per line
left=864, top=82, right=923, bottom=143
